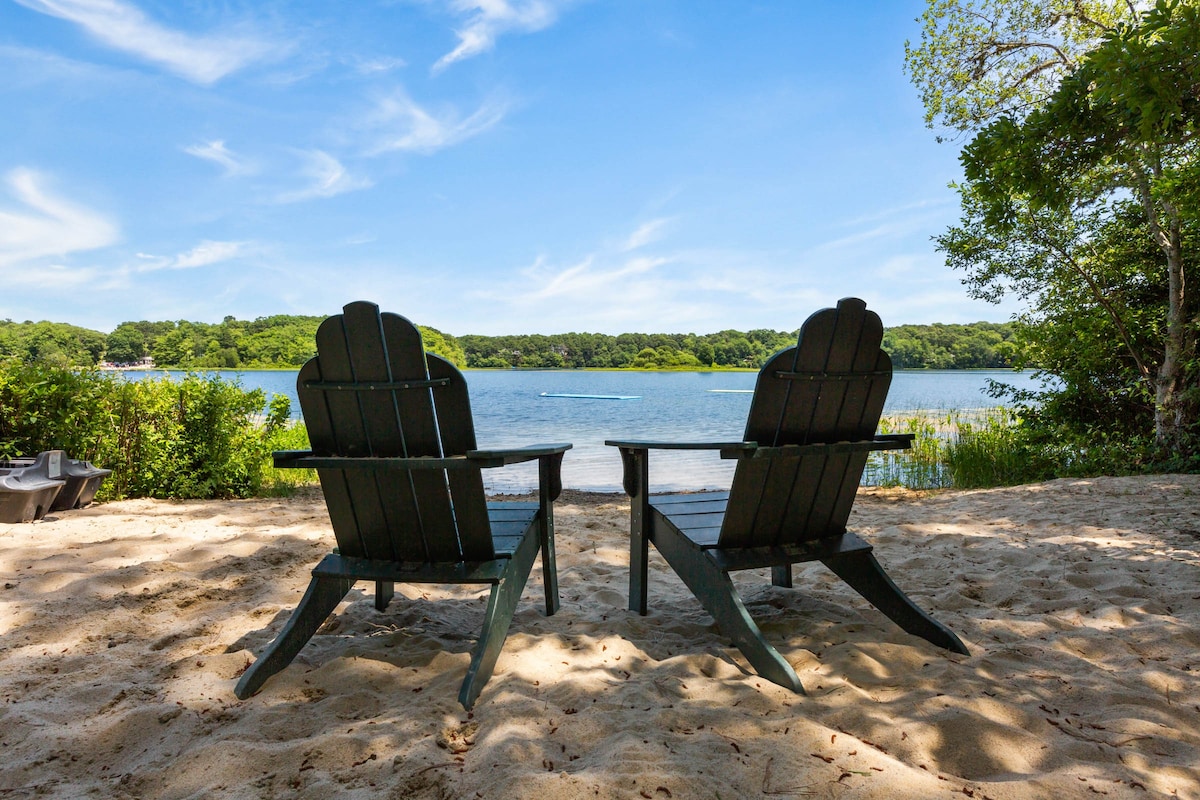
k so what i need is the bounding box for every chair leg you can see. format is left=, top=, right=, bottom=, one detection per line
left=375, top=580, right=395, bottom=611
left=822, top=551, right=969, bottom=655
left=538, top=456, right=561, bottom=616
left=653, top=527, right=805, bottom=694
left=235, top=575, right=354, bottom=699
left=625, top=449, right=650, bottom=615
left=458, top=523, right=540, bottom=710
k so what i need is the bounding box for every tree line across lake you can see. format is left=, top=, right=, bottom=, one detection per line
left=0, top=314, right=1022, bottom=371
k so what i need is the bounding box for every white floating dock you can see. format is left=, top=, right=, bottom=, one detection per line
left=540, top=392, right=641, bottom=400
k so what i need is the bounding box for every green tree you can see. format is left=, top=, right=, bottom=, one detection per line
left=905, top=0, right=1137, bottom=135
left=909, top=0, right=1200, bottom=455
left=105, top=323, right=149, bottom=364
left=0, top=321, right=107, bottom=366
left=418, top=326, right=467, bottom=368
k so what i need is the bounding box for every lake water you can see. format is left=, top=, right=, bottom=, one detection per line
left=119, top=369, right=1045, bottom=493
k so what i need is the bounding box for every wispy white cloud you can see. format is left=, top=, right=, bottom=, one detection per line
left=352, top=55, right=407, bottom=75
left=14, top=0, right=281, bottom=84
left=808, top=199, right=953, bottom=256
left=365, top=90, right=508, bottom=154
left=0, top=43, right=128, bottom=87
left=469, top=219, right=698, bottom=330
left=276, top=150, right=373, bottom=203
left=183, top=140, right=256, bottom=177
left=519, top=218, right=679, bottom=302
left=840, top=198, right=950, bottom=228
left=0, top=168, right=118, bottom=270
left=433, top=0, right=564, bottom=73
left=131, top=240, right=250, bottom=273
left=522, top=253, right=669, bottom=302
left=622, top=217, right=673, bottom=251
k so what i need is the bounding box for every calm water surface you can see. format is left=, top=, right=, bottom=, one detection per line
left=120, top=369, right=1045, bottom=493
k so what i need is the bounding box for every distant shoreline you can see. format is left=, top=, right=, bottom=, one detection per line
left=99, top=365, right=1031, bottom=374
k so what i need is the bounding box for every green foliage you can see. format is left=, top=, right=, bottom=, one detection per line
left=629, top=346, right=703, bottom=369
left=905, top=0, right=1137, bottom=134
left=259, top=397, right=316, bottom=496
left=457, top=324, right=1019, bottom=370
left=943, top=409, right=1054, bottom=487
left=0, top=362, right=111, bottom=461
left=0, top=359, right=286, bottom=500
left=0, top=320, right=107, bottom=367
left=3, top=311, right=1028, bottom=373
left=914, top=0, right=1200, bottom=461
left=418, top=326, right=468, bottom=368
left=867, top=407, right=1162, bottom=490
left=869, top=415, right=947, bottom=489
left=882, top=321, right=1018, bottom=368
left=946, top=410, right=1161, bottom=487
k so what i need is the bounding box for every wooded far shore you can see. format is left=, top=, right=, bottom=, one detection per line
left=1, top=315, right=1023, bottom=372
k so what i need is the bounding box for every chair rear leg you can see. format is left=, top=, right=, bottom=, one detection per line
left=822, top=551, right=969, bottom=655
left=235, top=575, right=355, bottom=699
left=459, top=525, right=540, bottom=710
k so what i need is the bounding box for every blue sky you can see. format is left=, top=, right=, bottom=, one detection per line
left=1, top=0, right=1023, bottom=335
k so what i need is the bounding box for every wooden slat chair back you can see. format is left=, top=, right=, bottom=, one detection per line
left=721, top=297, right=892, bottom=548
left=234, top=301, right=569, bottom=709
left=298, top=302, right=493, bottom=564
left=607, top=298, right=967, bottom=695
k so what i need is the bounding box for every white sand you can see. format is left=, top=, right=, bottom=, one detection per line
left=2, top=475, right=1199, bottom=799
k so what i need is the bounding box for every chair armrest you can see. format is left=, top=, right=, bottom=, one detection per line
left=466, top=444, right=571, bottom=503
left=719, top=434, right=914, bottom=460
left=465, top=443, right=572, bottom=467
left=605, top=434, right=913, bottom=497
left=604, top=439, right=748, bottom=451
left=605, top=440, right=748, bottom=497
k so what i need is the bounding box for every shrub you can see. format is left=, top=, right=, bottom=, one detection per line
left=0, top=360, right=285, bottom=500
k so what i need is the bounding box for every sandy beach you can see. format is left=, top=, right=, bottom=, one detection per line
left=3, top=475, right=1199, bottom=799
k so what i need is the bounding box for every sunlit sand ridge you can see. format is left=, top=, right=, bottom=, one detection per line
left=2, top=476, right=1198, bottom=798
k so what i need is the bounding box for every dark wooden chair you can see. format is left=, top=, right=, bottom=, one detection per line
left=234, top=301, right=570, bottom=709
left=606, top=298, right=967, bottom=693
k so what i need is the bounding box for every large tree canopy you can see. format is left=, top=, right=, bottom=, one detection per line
left=906, top=0, right=1139, bottom=134
left=909, top=0, right=1200, bottom=457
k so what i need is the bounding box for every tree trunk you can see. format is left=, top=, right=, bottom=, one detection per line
left=1133, top=155, right=1192, bottom=452
left=1149, top=202, right=1189, bottom=450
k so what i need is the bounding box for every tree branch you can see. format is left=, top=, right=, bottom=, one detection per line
left=1024, top=212, right=1157, bottom=397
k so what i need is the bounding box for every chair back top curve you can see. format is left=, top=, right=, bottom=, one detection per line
left=298, top=301, right=494, bottom=564
left=719, top=297, right=891, bottom=548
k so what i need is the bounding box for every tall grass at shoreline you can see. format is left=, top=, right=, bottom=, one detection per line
left=866, top=408, right=1035, bottom=490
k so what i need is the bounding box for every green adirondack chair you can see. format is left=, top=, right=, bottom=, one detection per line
left=606, top=298, right=968, bottom=693
left=234, top=301, right=570, bottom=710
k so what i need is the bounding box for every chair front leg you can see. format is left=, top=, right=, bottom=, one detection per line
left=537, top=453, right=562, bottom=616
left=619, top=447, right=651, bottom=615
left=459, top=520, right=541, bottom=710
left=235, top=574, right=354, bottom=699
